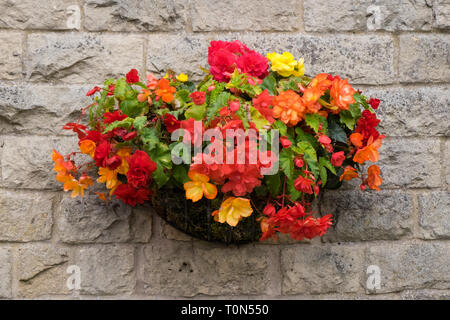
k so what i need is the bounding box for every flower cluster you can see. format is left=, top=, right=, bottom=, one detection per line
left=53, top=40, right=384, bottom=242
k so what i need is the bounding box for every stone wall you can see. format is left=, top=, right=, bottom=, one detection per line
left=0, top=0, right=449, bottom=299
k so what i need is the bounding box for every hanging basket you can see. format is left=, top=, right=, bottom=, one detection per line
left=151, top=187, right=264, bottom=243
left=50, top=39, right=385, bottom=245
left=151, top=186, right=323, bottom=244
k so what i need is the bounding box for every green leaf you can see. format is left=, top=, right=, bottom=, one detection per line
left=152, top=165, right=170, bottom=188
left=318, top=157, right=336, bottom=185
left=198, top=76, right=214, bottom=93
left=173, top=165, right=189, bottom=185
left=147, top=143, right=173, bottom=188
left=179, top=81, right=196, bottom=93
left=206, top=91, right=230, bottom=124
left=176, top=89, right=191, bottom=103
left=226, top=70, right=262, bottom=97
left=353, top=92, right=372, bottom=111
left=120, top=99, right=143, bottom=118
left=279, top=148, right=294, bottom=180
left=293, top=141, right=317, bottom=162
left=319, top=157, right=337, bottom=175
left=287, top=177, right=302, bottom=201
left=140, top=127, right=159, bottom=151
left=133, top=116, right=147, bottom=132
left=273, top=120, right=288, bottom=137
left=293, top=141, right=319, bottom=178
left=103, top=118, right=134, bottom=133
left=103, top=97, right=115, bottom=112
left=319, top=165, right=327, bottom=186
left=279, top=79, right=300, bottom=92
left=236, top=108, right=249, bottom=129
left=305, top=113, right=328, bottom=134
left=339, top=110, right=356, bottom=130
left=185, top=104, right=206, bottom=120
left=260, top=72, right=277, bottom=95
left=264, top=173, right=281, bottom=196
left=349, top=103, right=362, bottom=118
left=295, top=127, right=319, bottom=150
left=114, top=79, right=128, bottom=101
left=328, top=117, right=347, bottom=143
left=148, top=143, right=172, bottom=169
left=250, top=106, right=270, bottom=129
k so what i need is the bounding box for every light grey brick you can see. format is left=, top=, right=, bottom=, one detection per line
left=0, top=190, right=53, bottom=241
left=446, top=140, right=450, bottom=185
left=84, top=0, right=187, bottom=31
left=0, top=135, right=78, bottom=189
left=76, top=245, right=135, bottom=295
left=0, top=248, right=12, bottom=298
left=364, top=86, right=450, bottom=137
left=401, top=289, right=450, bottom=300
left=0, top=32, right=22, bottom=80
left=418, top=191, right=450, bottom=239
left=159, top=218, right=194, bottom=242
left=147, top=34, right=209, bottom=81
left=191, top=0, right=300, bottom=31
left=433, top=0, right=450, bottom=29
left=17, top=244, right=70, bottom=298
left=0, top=0, right=80, bottom=30
left=282, top=244, right=364, bottom=294
left=399, top=34, right=450, bottom=83
left=141, top=242, right=269, bottom=296
left=321, top=190, right=413, bottom=241
left=0, top=83, right=91, bottom=135
left=25, top=33, right=144, bottom=83
left=58, top=195, right=152, bottom=243
left=377, top=138, right=441, bottom=188
left=304, top=0, right=433, bottom=32
left=147, top=33, right=395, bottom=84
left=366, top=242, right=450, bottom=293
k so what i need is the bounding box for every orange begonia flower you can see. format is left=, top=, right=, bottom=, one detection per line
left=79, top=139, right=96, bottom=158
left=273, top=90, right=306, bottom=126
left=146, top=73, right=158, bottom=90
left=309, top=73, right=332, bottom=92
left=155, top=78, right=176, bottom=103
left=353, top=135, right=385, bottom=164
left=116, top=147, right=132, bottom=175
left=340, top=166, right=359, bottom=181
left=183, top=170, right=218, bottom=202
left=63, top=174, right=93, bottom=198
left=367, top=165, right=382, bottom=191
left=330, top=77, right=356, bottom=111
left=137, top=89, right=152, bottom=105
left=95, top=192, right=109, bottom=203
left=212, top=197, right=253, bottom=227
left=350, top=132, right=364, bottom=148
left=302, top=74, right=333, bottom=114
left=52, top=149, right=74, bottom=174
left=302, top=87, right=323, bottom=114
left=97, top=167, right=120, bottom=190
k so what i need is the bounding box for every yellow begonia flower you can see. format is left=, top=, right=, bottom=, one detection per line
left=295, top=58, right=305, bottom=77
left=63, top=174, right=93, bottom=198
left=176, top=73, right=188, bottom=82
left=212, top=197, right=253, bottom=227
left=97, top=167, right=120, bottom=190
left=116, top=147, right=132, bottom=175
left=266, top=52, right=305, bottom=77
left=79, top=139, right=96, bottom=158
left=184, top=170, right=218, bottom=202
